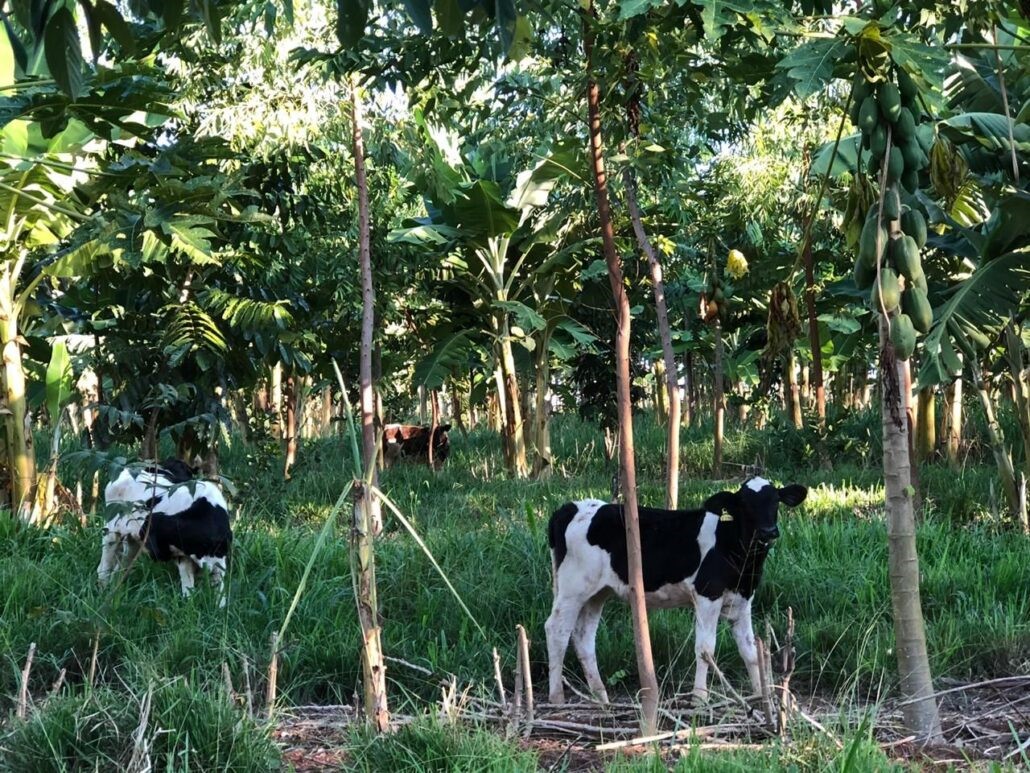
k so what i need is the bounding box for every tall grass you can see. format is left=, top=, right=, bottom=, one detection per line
left=1, top=410, right=1028, bottom=768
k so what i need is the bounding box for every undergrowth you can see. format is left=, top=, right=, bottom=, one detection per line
left=1, top=410, right=1027, bottom=769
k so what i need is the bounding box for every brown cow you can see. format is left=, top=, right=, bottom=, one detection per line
left=382, top=423, right=451, bottom=469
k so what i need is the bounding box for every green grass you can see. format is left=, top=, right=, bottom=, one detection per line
left=1, top=410, right=1029, bottom=768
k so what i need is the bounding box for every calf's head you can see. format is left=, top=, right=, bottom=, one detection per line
left=704, top=476, right=807, bottom=546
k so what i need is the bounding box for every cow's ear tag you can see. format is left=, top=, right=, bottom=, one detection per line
left=719, top=512, right=734, bottom=522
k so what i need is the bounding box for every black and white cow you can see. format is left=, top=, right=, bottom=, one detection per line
left=97, top=460, right=232, bottom=606
left=545, top=477, right=807, bottom=704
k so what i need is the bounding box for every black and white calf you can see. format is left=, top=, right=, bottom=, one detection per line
left=97, top=460, right=232, bottom=606
left=545, top=477, right=807, bottom=704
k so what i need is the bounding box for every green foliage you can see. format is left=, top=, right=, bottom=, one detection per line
left=347, top=716, right=537, bottom=771
left=1, top=682, right=278, bottom=771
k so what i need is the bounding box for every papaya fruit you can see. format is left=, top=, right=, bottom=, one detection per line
left=878, top=82, right=903, bottom=123
left=853, top=74, right=873, bottom=105
left=916, top=125, right=933, bottom=154
left=887, top=146, right=904, bottom=184
left=900, top=137, right=922, bottom=173
left=870, top=123, right=887, bottom=158
left=890, top=234, right=921, bottom=280
left=902, top=285, right=933, bottom=334
left=897, top=67, right=918, bottom=101
left=901, top=208, right=927, bottom=248
left=883, top=186, right=901, bottom=220
left=910, top=269, right=928, bottom=294
left=901, top=168, right=918, bottom=192
left=854, top=258, right=876, bottom=290
left=858, top=211, right=887, bottom=268
left=868, top=151, right=883, bottom=177
left=894, top=107, right=916, bottom=140
left=858, top=95, right=880, bottom=134
left=871, top=267, right=901, bottom=313
left=891, top=313, right=917, bottom=359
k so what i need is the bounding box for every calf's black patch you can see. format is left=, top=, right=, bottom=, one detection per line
left=142, top=499, right=231, bottom=563
left=548, top=503, right=579, bottom=569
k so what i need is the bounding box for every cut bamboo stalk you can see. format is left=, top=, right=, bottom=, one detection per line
left=222, top=662, right=236, bottom=703
left=17, top=641, right=36, bottom=718
left=266, top=632, right=279, bottom=716
left=87, top=633, right=99, bottom=690
left=47, top=668, right=66, bottom=703
left=516, top=624, right=534, bottom=737
left=492, top=647, right=507, bottom=709
left=242, top=655, right=254, bottom=717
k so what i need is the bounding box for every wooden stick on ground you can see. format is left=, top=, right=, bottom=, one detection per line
left=242, top=655, right=254, bottom=718
left=87, top=634, right=99, bottom=690
left=512, top=632, right=524, bottom=732
left=702, top=652, right=751, bottom=717
left=756, top=636, right=776, bottom=730
left=266, top=633, right=280, bottom=717
left=17, top=641, right=37, bottom=719
left=223, top=662, right=236, bottom=703
left=777, top=607, right=796, bottom=734
left=492, top=647, right=507, bottom=710
left=47, top=668, right=66, bottom=704
left=516, top=624, right=534, bottom=737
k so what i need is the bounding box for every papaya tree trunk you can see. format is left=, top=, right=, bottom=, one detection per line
left=585, top=5, right=658, bottom=734
left=879, top=318, right=942, bottom=742
left=0, top=298, right=35, bottom=518
left=624, top=168, right=680, bottom=508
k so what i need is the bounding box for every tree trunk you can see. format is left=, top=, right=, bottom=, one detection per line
left=283, top=375, right=298, bottom=480
left=352, top=79, right=384, bottom=535
left=802, top=234, right=826, bottom=425
left=0, top=304, right=36, bottom=518
left=971, top=359, right=1025, bottom=530
left=713, top=320, right=725, bottom=478
left=531, top=333, right=553, bottom=478
left=270, top=363, right=283, bottom=440
left=653, top=359, right=667, bottom=422
left=785, top=351, right=803, bottom=429
left=915, top=388, right=936, bottom=462
left=450, top=383, right=468, bottom=438
left=498, top=334, right=529, bottom=478
left=585, top=7, right=658, bottom=734
left=1004, top=321, right=1030, bottom=483
left=624, top=169, right=680, bottom=508
left=682, top=352, right=694, bottom=428
left=879, top=318, right=942, bottom=742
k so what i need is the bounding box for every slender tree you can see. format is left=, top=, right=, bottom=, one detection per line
left=352, top=77, right=388, bottom=730
left=584, top=3, right=658, bottom=734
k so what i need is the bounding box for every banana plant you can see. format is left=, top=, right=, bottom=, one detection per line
left=393, top=137, right=590, bottom=477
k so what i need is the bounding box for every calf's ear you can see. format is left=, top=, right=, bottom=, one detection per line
left=703, top=491, right=737, bottom=515
left=778, top=484, right=808, bottom=507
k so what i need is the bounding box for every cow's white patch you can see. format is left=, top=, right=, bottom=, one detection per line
left=698, top=512, right=719, bottom=558
left=746, top=476, right=771, bottom=492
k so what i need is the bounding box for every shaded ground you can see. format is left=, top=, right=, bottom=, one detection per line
left=274, top=676, right=1030, bottom=771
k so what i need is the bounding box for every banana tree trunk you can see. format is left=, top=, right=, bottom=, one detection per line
left=971, top=358, right=1026, bottom=531
left=1004, top=322, right=1030, bottom=483
left=785, top=350, right=803, bottom=429
left=283, top=374, right=298, bottom=480
left=270, top=363, right=283, bottom=440
left=802, top=235, right=826, bottom=424
left=682, top=351, right=694, bottom=428
left=879, top=318, right=942, bottom=742
left=585, top=5, right=658, bottom=734
left=498, top=333, right=529, bottom=478
left=531, top=331, right=553, bottom=478
left=915, top=388, right=935, bottom=462
left=0, top=304, right=36, bottom=518
left=713, top=320, right=725, bottom=478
